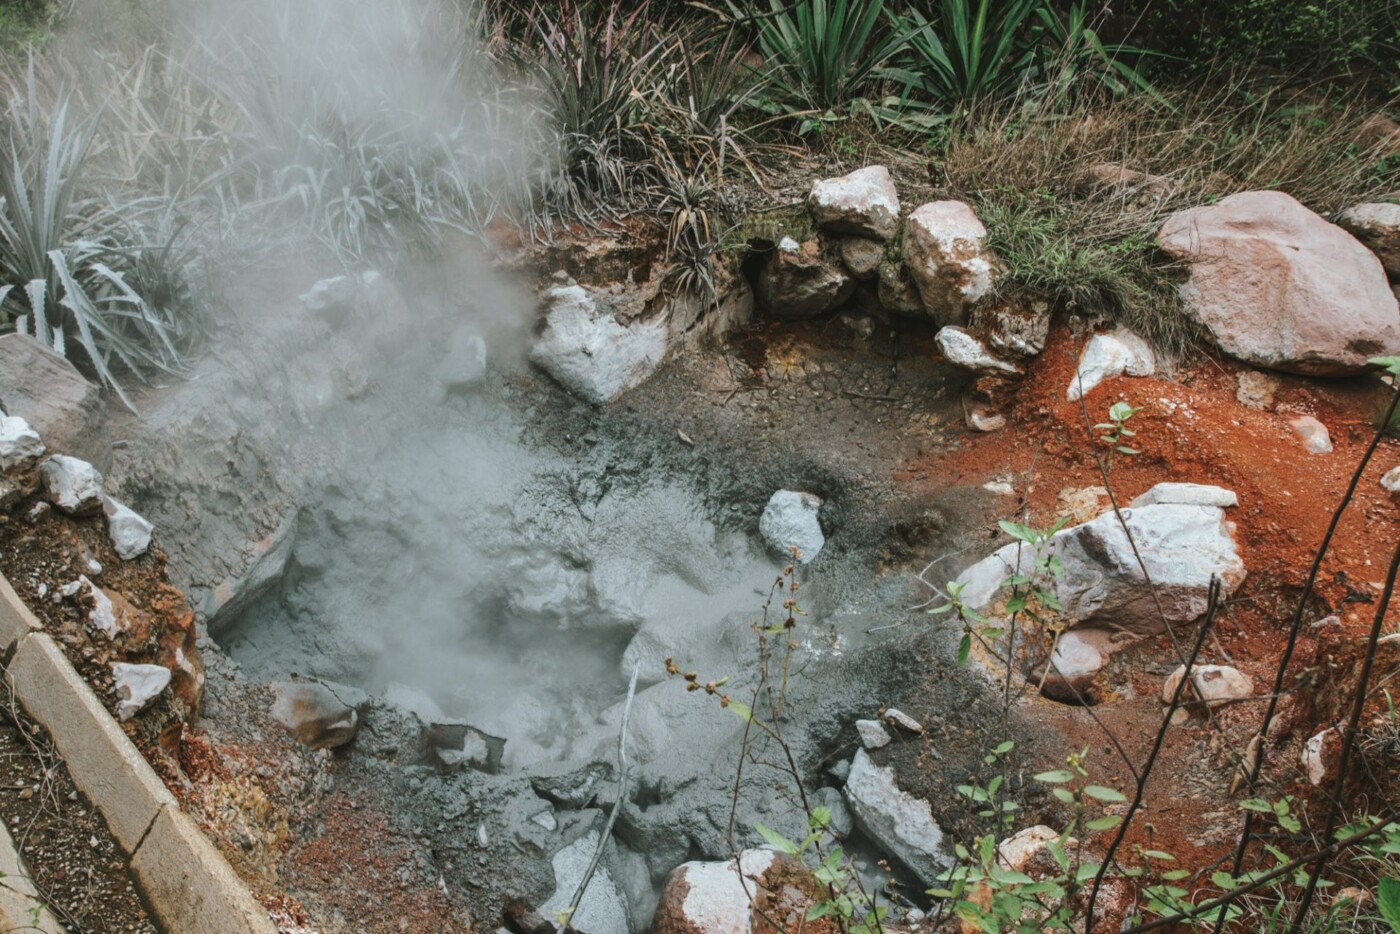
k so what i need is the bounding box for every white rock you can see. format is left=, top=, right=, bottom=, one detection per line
left=856, top=719, right=891, bottom=749
left=84, top=578, right=118, bottom=638
left=1129, top=483, right=1238, bottom=509
left=809, top=166, right=901, bottom=240
left=651, top=849, right=776, bottom=934
left=1383, top=466, right=1400, bottom=493
left=1067, top=329, right=1155, bottom=400
left=1161, top=664, right=1254, bottom=707
left=934, top=326, right=1021, bottom=375
left=111, top=663, right=170, bottom=721
left=434, top=327, right=487, bottom=397
left=529, top=285, right=668, bottom=405
left=903, top=201, right=994, bottom=325
left=1301, top=728, right=1336, bottom=785
left=300, top=275, right=356, bottom=315
left=844, top=749, right=951, bottom=886
left=884, top=708, right=923, bottom=733
left=38, top=455, right=103, bottom=515
left=1289, top=416, right=1333, bottom=454
left=540, top=832, right=628, bottom=934
left=953, top=502, right=1245, bottom=636
left=102, top=496, right=153, bottom=560
left=983, top=480, right=1017, bottom=497
left=997, top=825, right=1060, bottom=872
left=0, top=415, right=44, bottom=470
left=530, top=810, right=558, bottom=832
left=759, top=490, right=824, bottom=564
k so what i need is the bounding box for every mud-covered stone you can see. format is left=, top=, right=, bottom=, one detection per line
left=755, top=237, right=856, bottom=319
left=844, top=749, right=951, bottom=886
left=759, top=490, right=824, bottom=564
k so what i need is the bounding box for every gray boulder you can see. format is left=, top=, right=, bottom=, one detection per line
left=540, top=831, right=629, bottom=934
left=1337, top=202, right=1400, bottom=278
left=759, top=490, right=825, bottom=564
left=203, top=509, right=298, bottom=632
left=756, top=237, right=856, bottom=319
left=809, top=166, right=901, bottom=240
left=529, top=285, right=668, bottom=405
left=0, top=334, right=108, bottom=471
left=844, top=749, right=951, bottom=886
left=39, top=455, right=103, bottom=515
left=838, top=236, right=885, bottom=279
left=1158, top=191, right=1400, bottom=375
left=903, top=201, right=995, bottom=325
left=953, top=498, right=1245, bottom=636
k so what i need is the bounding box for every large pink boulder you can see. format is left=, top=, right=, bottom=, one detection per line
left=1158, top=191, right=1400, bottom=375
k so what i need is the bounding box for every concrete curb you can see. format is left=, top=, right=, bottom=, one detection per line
left=0, top=572, right=274, bottom=933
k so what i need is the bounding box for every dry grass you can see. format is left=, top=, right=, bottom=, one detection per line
left=935, top=79, right=1400, bottom=358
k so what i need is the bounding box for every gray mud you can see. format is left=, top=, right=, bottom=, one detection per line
left=106, top=256, right=1007, bottom=930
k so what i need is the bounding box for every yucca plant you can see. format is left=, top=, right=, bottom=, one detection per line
left=887, top=0, right=1160, bottom=107
left=885, top=0, right=1044, bottom=104
left=0, top=76, right=186, bottom=409
left=737, top=0, right=910, bottom=113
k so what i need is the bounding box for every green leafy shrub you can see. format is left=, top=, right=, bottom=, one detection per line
left=0, top=81, right=191, bottom=408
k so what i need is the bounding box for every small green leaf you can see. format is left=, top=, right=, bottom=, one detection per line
left=1369, top=355, right=1400, bottom=377
left=1084, top=785, right=1128, bottom=803
left=806, top=901, right=836, bottom=921
left=1211, top=871, right=1235, bottom=889
left=1142, top=850, right=1175, bottom=861
left=753, top=822, right=798, bottom=855
left=726, top=700, right=753, bottom=723
left=958, top=632, right=971, bottom=666
left=1076, top=863, right=1103, bottom=882
left=1035, top=769, right=1074, bottom=783
left=1085, top=815, right=1123, bottom=831
left=808, top=806, right=831, bottom=831
left=1052, top=787, right=1075, bottom=803
left=1378, top=877, right=1400, bottom=931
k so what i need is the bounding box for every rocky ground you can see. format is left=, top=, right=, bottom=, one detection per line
left=0, top=156, right=1397, bottom=934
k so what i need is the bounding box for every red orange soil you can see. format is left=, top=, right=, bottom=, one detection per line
left=894, top=322, right=1400, bottom=911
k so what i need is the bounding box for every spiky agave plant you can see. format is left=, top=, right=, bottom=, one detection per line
left=735, top=0, right=909, bottom=114
left=0, top=74, right=187, bottom=409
